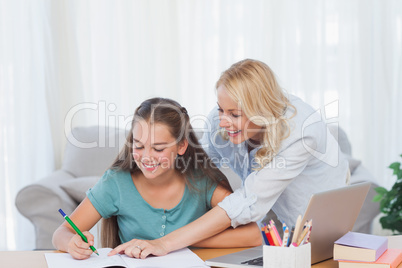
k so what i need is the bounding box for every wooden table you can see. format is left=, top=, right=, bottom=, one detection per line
left=4, top=235, right=400, bottom=267
left=1, top=247, right=338, bottom=268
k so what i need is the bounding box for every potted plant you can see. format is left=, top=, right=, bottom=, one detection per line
left=373, top=154, right=402, bottom=234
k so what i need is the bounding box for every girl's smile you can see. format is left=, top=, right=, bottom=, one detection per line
left=141, top=162, right=160, bottom=173
left=132, top=120, right=188, bottom=180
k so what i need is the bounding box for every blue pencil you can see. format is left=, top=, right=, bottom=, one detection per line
left=261, top=225, right=270, bottom=245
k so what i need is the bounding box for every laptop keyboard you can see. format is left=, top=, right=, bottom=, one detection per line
left=240, top=256, right=263, bottom=266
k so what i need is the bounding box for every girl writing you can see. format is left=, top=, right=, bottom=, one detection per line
left=52, top=97, right=262, bottom=260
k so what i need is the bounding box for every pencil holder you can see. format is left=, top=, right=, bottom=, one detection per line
left=263, top=243, right=311, bottom=268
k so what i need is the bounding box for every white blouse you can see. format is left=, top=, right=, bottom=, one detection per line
left=200, top=94, right=349, bottom=228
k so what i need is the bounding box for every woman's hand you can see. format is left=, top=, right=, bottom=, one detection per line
left=108, top=238, right=169, bottom=259
left=67, top=231, right=96, bottom=260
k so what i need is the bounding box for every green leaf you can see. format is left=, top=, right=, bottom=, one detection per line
left=376, top=155, right=402, bottom=234
left=389, top=162, right=401, bottom=169
left=374, top=187, right=388, bottom=195
left=372, top=194, right=383, bottom=202
left=379, top=214, right=401, bottom=232
left=389, top=162, right=401, bottom=176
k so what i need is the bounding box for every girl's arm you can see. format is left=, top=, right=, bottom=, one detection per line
left=191, top=184, right=262, bottom=248
left=52, top=197, right=102, bottom=259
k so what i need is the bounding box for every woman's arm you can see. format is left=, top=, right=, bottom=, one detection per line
left=109, top=205, right=233, bottom=258
left=109, top=185, right=262, bottom=259
left=52, top=197, right=102, bottom=259
left=191, top=184, right=262, bottom=248
left=191, top=223, right=262, bottom=248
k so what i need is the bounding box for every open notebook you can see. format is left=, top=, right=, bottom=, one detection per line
left=205, top=182, right=371, bottom=267
left=45, top=247, right=208, bottom=268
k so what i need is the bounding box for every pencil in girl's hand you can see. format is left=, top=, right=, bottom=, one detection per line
left=58, top=209, right=99, bottom=256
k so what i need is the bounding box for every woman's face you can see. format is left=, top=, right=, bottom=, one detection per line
left=131, top=120, right=188, bottom=180
left=217, top=85, right=263, bottom=145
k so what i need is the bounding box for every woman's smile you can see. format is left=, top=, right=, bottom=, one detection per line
left=226, top=129, right=241, bottom=137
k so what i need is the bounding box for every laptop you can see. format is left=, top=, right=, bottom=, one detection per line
left=205, top=182, right=371, bottom=267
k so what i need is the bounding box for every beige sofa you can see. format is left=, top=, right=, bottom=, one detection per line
left=15, top=125, right=380, bottom=249
left=15, top=126, right=128, bottom=249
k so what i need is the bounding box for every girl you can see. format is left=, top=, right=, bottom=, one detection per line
left=52, top=97, right=262, bottom=260
left=115, top=59, right=349, bottom=258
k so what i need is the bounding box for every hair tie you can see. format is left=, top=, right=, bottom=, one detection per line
left=181, top=107, right=188, bottom=115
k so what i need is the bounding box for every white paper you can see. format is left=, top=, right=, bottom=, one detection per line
left=45, top=247, right=209, bottom=268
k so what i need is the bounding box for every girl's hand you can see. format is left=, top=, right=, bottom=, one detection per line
left=108, top=238, right=169, bottom=259
left=67, top=231, right=95, bottom=260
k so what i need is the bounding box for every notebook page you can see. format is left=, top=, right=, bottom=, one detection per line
left=121, top=247, right=209, bottom=268
left=45, top=248, right=127, bottom=268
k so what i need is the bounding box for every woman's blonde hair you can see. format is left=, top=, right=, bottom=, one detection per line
left=216, top=59, right=296, bottom=170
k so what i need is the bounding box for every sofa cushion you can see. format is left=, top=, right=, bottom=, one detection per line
left=62, top=126, right=128, bottom=177
left=60, top=176, right=100, bottom=203
left=327, top=124, right=352, bottom=156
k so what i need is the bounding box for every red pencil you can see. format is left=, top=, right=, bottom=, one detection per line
left=264, top=225, right=275, bottom=246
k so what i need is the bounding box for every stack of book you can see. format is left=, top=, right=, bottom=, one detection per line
left=334, top=231, right=402, bottom=268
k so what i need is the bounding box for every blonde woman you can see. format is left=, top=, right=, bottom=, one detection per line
left=108, top=59, right=348, bottom=259
left=201, top=59, right=349, bottom=229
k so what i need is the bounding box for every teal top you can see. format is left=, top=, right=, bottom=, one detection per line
left=87, top=169, right=217, bottom=243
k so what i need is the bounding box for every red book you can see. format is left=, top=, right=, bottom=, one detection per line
left=338, top=248, right=402, bottom=268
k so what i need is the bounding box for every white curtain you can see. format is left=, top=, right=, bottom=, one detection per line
left=1, top=0, right=401, bottom=250
left=0, top=0, right=56, bottom=250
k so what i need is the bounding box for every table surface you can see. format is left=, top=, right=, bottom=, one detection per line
left=4, top=235, right=401, bottom=267
left=1, top=247, right=338, bottom=268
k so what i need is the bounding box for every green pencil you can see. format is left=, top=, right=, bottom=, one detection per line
left=58, top=209, right=99, bottom=256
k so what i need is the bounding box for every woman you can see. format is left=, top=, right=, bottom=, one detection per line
left=109, top=59, right=348, bottom=258
left=200, top=59, right=349, bottom=228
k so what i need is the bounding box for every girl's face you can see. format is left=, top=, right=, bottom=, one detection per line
left=217, top=85, right=263, bottom=145
left=131, top=120, right=188, bottom=180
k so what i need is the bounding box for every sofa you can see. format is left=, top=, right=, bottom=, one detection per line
left=15, top=126, right=128, bottom=249
left=15, top=124, right=380, bottom=249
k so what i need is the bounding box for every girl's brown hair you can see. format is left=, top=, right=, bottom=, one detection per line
left=101, top=97, right=231, bottom=248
